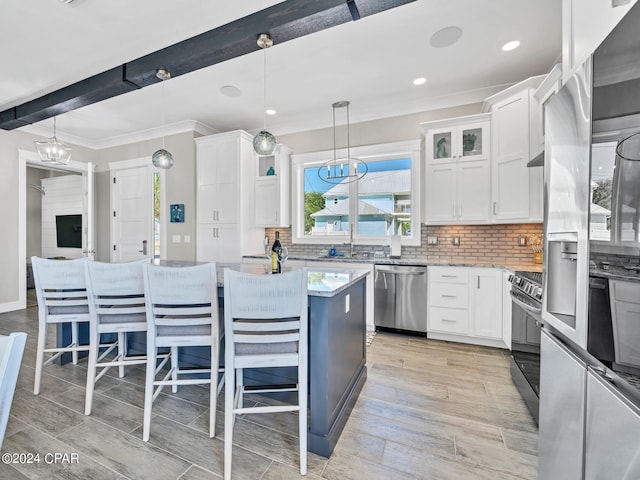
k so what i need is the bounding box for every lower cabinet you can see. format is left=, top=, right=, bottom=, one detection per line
left=609, top=279, right=640, bottom=368
left=428, top=266, right=504, bottom=347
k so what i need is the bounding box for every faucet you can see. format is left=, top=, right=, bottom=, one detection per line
left=344, top=224, right=356, bottom=258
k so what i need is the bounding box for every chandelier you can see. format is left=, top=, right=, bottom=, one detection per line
left=151, top=68, right=174, bottom=169
left=318, top=101, right=368, bottom=184
left=34, top=117, right=72, bottom=165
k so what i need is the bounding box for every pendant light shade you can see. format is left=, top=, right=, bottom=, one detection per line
left=152, top=149, right=174, bottom=169
left=152, top=68, right=174, bottom=169
left=34, top=117, right=72, bottom=165
left=253, top=33, right=277, bottom=156
left=253, top=130, right=277, bottom=156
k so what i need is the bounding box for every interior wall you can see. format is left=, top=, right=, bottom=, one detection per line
left=41, top=175, right=83, bottom=259
left=278, top=103, right=483, bottom=154
left=96, top=131, right=197, bottom=262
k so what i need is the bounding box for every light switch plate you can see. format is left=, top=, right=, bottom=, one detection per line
left=183, top=235, right=191, bottom=243
left=427, top=236, right=438, bottom=245
left=172, top=234, right=181, bottom=243
left=452, top=236, right=460, bottom=246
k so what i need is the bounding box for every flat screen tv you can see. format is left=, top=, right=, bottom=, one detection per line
left=55, top=214, right=82, bottom=248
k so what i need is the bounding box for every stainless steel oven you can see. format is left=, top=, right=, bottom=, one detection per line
left=508, top=271, right=543, bottom=424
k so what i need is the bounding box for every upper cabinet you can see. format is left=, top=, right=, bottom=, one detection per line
left=254, top=145, right=292, bottom=228
left=425, top=116, right=490, bottom=164
left=483, top=77, right=545, bottom=223
left=423, top=114, right=491, bottom=225
left=195, top=130, right=264, bottom=263
left=563, top=0, right=637, bottom=84
left=533, top=65, right=562, bottom=159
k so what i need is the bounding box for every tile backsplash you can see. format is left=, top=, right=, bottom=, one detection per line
left=265, top=223, right=544, bottom=266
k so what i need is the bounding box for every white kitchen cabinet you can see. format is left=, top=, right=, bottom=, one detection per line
left=423, top=114, right=491, bottom=225
left=562, top=0, right=637, bottom=85
left=502, top=270, right=513, bottom=349
left=484, top=80, right=544, bottom=223
left=470, top=268, right=503, bottom=340
left=609, top=279, right=640, bottom=368
left=254, top=145, right=292, bottom=227
left=428, top=266, right=505, bottom=348
left=195, top=130, right=264, bottom=263
left=533, top=65, right=562, bottom=159
left=424, top=115, right=490, bottom=164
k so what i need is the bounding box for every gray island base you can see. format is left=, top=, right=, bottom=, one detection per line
left=56, top=264, right=368, bottom=458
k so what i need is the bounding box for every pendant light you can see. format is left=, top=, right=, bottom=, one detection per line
left=318, top=101, right=368, bottom=184
left=34, top=117, right=72, bottom=165
left=253, top=33, right=277, bottom=156
left=151, top=68, right=174, bottom=169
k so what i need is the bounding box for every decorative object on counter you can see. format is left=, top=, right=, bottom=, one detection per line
left=529, top=234, right=543, bottom=264
left=317, top=101, right=368, bottom=184
left=34, top=116, right=72, bottom=165
left=151, top=68, right=174, bottom=169
left=271, top=230, right=282, bottom=274
left=170, top=204, right=184, bottom=223
left=253, top=33, right=277, bottom=156
left=266, top=165, right=275, bottom=176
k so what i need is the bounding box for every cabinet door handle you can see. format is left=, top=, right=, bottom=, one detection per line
left=493, top=202, right=498, bottom=215
left=452, top=204, right=456, bottom=218
left=477, top=276, right=480, bottom=289
left=442, top=319, right=456, bottom=323
left=441, top=275, right=457, bottom=278
left=442, top=294, right=457, bottom=298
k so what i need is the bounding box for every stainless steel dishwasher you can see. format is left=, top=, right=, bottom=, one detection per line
left=374, top=265, right=427, bottom=333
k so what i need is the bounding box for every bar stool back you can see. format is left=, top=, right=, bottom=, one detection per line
left=84, top=259, right=149, bottom=415
left=223, top=268, right=308, bottom=479
left=142, top=262, right=223, bottom=442
left=31, top=256, right=90, bottom=395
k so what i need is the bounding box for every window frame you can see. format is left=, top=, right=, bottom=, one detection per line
left=291, top=140, right=421, bottom=246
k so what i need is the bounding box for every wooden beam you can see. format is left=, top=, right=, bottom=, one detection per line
left=0, top=0, right=415, bottom=130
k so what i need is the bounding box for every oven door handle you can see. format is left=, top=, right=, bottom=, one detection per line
left=510, top=291, right=542, bottom=315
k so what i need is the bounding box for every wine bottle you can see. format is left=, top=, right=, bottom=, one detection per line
left=271, top=231, right=282, bottom=274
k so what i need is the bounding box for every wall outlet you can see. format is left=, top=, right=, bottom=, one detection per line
left=452, top=236, right=460, bottom=246
left=427, top=236, right=438, bottom=245
left=518, top=235, right=527, bottom=247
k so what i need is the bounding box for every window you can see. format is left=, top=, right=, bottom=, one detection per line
left=291, top=140, right=421, bottom=246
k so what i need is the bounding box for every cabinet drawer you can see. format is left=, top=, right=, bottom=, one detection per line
left=610, top=280, right=640, bottom=304
left=429, top=283, right=469, bottom=309
left=429, top=307, right=469, bottom=335
left=429, top=266, right=468, bottom=284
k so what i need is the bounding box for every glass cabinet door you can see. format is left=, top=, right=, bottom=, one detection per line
left=458, top=122, right=488, bottom=161
left=429, top=128, right=454, bottom=162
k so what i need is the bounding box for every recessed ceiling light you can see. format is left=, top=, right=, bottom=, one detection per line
left=413, top=77, right=427, bottom=86
left=220, top=85, right=242, bottom=98
left=266, top=109, right=277, bottom=115
left=429, top=26, right=463, bottom=48
left=502, top=40, right=521, bottom=51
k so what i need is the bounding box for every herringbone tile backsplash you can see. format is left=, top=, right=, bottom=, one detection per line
left=266, top=223, right=544, bottom=266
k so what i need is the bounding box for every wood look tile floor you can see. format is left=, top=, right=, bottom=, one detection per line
left=0, top=296, right=538, bottom=479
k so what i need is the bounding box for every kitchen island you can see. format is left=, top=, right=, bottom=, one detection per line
left=56, top=263, right=368, bottom=458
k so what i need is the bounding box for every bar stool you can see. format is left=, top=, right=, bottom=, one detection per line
left=142, top=262, right=224, bottom=442
left=31, top=256, right=90, bottom=395
left=223, top=268, right=308, bottom=480
left=84, top=259, right=150, bottom=415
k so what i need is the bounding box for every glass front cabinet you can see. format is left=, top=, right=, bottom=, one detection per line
left=425, top=115, right=490, bottom=164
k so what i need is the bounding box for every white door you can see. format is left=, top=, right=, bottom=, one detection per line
left=111, top=166, right=153, bottom=262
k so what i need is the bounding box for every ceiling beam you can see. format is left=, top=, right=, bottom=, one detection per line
left=0, top=0, right=415, bottom=131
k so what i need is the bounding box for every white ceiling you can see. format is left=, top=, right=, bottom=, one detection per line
left=1, top=0, right=562, bottom=149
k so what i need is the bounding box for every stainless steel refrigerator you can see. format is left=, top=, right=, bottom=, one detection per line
left=540, top=3, right=640, bottom=478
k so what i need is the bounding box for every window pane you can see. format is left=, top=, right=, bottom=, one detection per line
left=357, top=158, right=412, bottom=237
left=303, top=165, right=350, bottom=237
